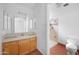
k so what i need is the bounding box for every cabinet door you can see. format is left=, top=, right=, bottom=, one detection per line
left=3, top=41, right=19, bottom=55
left=30, top=37, right=37, bottom=52
left=19, top=39, right=30, bottom=55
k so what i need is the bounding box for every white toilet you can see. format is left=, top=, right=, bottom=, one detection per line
left=66, top=40, right=77, bottom=55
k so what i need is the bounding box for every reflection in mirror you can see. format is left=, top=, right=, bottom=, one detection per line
left=4, top=14, right=12, bottom=33
left=14, top=16, right=34, bottom=33
left=3, top=13, right=36, bottom=34
left=14, top=17, right=25, bottom=33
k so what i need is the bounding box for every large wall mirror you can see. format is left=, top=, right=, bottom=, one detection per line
left=3, top=13, right=36, bottom=34
left=3, top=14, right=12, bottom=33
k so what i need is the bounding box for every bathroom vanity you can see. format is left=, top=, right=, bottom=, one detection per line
left=2, top=34, right=37, bottom=55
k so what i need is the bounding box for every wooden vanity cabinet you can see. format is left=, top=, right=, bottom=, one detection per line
left=3, top=41, right=19, bottom=55
left=18, top=39, right=30, bottom=55
left=3, top=37, right=37, bottom=55
left=30, top=37, right=37, bottom=52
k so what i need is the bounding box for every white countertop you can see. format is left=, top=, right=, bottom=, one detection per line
left=3, top=35, right=36, bottom=43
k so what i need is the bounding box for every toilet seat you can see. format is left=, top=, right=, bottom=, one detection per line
left=66, top=43, right=77, bottom=55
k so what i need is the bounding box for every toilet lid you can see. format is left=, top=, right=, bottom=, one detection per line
left=66, top=43, right=77, bottom=50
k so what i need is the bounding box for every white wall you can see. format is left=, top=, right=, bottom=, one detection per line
left=58, top=3, right=79, bottom=48
left=33, top=4, right=47, bottom=54
left=0, top=4, right=3, bottom=54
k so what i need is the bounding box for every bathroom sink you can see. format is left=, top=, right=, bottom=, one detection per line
left=4, top=33, right=36, bottom=39
left=4, top=36, right=17, bottom=39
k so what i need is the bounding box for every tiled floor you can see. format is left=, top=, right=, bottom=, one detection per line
left=27, top=49, right=43, bottom=55
left=50, top=43, right=67, bottom=55
left=50, top=43, right=79, bottom=55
